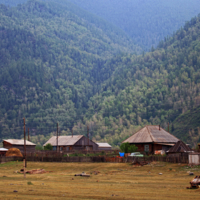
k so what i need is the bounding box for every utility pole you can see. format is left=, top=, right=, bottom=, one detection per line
left=28, top=128, right=30, bottom=141
left=87, top=125, right=89, bottom=151
left=168, top=122, right=169, bottom=132
left=57, top=122, right=59, bottom=152
left=23, top=118, right=27, bottom=168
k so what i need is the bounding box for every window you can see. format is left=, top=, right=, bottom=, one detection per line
left=144, top=145, right=149, bottom=152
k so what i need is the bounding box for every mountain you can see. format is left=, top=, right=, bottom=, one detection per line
left=0, top=0, right=200, bottom=148
left=76, top=14, right=200, bottom=147
left=69, top=0, right=200, bottom=50
left=0, top=0, right=139, bottom=144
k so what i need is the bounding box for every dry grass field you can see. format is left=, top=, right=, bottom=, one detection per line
left=0, top=161, right=200, bottom=200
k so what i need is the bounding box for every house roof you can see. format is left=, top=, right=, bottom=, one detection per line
left=43, top=135, right=84, bottom=146
left=123, top=125, right=179, bottom=144
left=3, top=139, right=36, bottom=146
left=167, top=140, right=193, bottom=153
left=97, top=143, right=112, bottom=148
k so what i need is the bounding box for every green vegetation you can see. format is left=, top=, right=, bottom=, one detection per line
left=0, top=0, right=139, bottom=145
left=44, top=143, right=53, bottom=150
left=120, top=142, right=138, bottom=153
left=35, top=145, right=43, bottom=150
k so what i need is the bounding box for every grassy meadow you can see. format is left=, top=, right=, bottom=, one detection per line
left=0, top=161, right=200, bottom=199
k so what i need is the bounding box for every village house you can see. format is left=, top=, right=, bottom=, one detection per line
left=97, top=143, right=112, bottom=151
left=3, top=139, right=36, bottom=152
left=122, top=125, right=179, bottom=154
left=43, top=135, right=99, bottom=151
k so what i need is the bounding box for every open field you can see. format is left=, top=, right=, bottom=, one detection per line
left=0, top=161, right=200, bottom=200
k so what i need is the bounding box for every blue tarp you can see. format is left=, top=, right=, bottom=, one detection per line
left=119, top=152, right=125, bottom=157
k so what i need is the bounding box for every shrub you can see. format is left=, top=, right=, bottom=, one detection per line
left=35, top=145, right=43, bottom=150
left=44, top=143, right=53, bottom=150
left=120, top=142, right=138, bottom=153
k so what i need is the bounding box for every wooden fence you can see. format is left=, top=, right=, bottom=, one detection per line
left=0, top=155, right=189, bottom=164
left=0, top=156, right=23, bottom=163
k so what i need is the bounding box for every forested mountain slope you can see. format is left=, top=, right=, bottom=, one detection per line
left=76, top=15, right=200, bottom=147
left=3, top=0, right=200, bottom=51
left=1, top=0, right=200, bottom=148
left=0, top=0, right=139, bottom=143
left=69, top=0, right=200, bottom=50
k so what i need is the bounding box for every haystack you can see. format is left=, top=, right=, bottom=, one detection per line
left=6, top=148, right=23, bottom=157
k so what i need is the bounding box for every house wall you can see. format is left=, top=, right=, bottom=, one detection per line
left=131, top=143, right=153, bottom=153
left=75, top=136, right=99, bottom=150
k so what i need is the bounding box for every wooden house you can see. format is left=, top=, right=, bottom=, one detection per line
left=97, top=143, right=112, bottom=151
left=43, top=135, right=98, bottom=151
left=122, top=125, right=179, bottom=154
left=3, top=139, right=36, bottom=152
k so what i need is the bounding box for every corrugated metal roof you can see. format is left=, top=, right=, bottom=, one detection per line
left=123, top=125, right=179, bottom=144
left=43, top=135, right=84, bottom=146
left=167, top=140, right=192, bottom=153
left=97, top=143, right=112, bottom=148
left=3, top=139, right=36, bottom=146
left=0, top=148, right=8, bottom=151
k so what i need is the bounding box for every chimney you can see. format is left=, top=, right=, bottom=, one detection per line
left=159, top=125, right=160, bottom=130
left=71, top=128, right=73, bottom=137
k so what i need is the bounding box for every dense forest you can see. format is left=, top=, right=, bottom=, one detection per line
left=0, top=0, right=200, bottom=148
left=70, top=14, right=200, bottom=148
left=69, top=0, right=200, bottom=50
left=2, top=0, right=200, bottom=50
left=0, top=0, right=139, bottom=145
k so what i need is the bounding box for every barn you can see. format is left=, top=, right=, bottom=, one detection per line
left=43, top=135, right=99, bottom=151
left=3, top=139, right=36, bottom=152
left=122, top=125, right=179, bottom=154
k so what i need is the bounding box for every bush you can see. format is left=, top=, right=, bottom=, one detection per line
left=44, top=143, right=53, bottom=150
left=120, top=142, right=138, bottom=153
left=35, top=145, right=43, bottom=150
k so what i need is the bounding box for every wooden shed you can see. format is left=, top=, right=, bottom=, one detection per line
left=0, top=148, right=8, bottom=156
left=43, top=135, right=98, bottom=152
left=97, top=143, right=112, bottom=151
left=167, top=140, right=193, bottom=155
left=189, top=152, right=200, bottom=165
left=122, top=125, right=179, bottom=154
left=3, top=139, right=36, bottom=152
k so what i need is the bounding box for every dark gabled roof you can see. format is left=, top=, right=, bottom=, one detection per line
left=167, top=140, right=192, bottom=153
left=123, top=125, right=179, bottom=144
